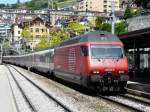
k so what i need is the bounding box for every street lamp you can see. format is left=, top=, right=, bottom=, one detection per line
left=110, top=0, right=116, bottom=34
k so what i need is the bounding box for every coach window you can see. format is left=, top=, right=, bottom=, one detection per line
left=81, top=46, right=88, bottom=56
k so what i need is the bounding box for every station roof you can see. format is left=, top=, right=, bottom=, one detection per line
left=119, top=27, right=150, bottom=49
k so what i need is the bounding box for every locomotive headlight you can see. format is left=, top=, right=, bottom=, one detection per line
left=92, top=70, right=100, bottom=74
left=119, top=70, right=125, bottom=74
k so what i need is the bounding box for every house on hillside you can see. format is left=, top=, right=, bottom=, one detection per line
left=12, top=17, right=50, bottom=51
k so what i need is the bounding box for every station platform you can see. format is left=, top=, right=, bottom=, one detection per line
left=130, top=78, right=150, bottom=85
left=0, top=65, right=18, bottom=112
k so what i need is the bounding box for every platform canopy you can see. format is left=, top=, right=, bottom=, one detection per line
left=119, top=27, right=150, bottom=49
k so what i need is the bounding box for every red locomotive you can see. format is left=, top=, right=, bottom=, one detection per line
left=54, top=31, right=129, bottom=91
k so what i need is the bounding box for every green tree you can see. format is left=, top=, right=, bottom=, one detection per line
left=25, top=0, right=47, bottom=10
left=21, top=27, right=33, bottom=41
left=95, top=16, right=105, bottom=30
left=101, top=23, right=111, bottom=32
left=67, top=21, right=85, bottom=35
left=36, top=28, right=69, bottom=48
left=23, top=0, right=68, bottom=10
left=11, top=4, right=19, bottom=8
left=131, top=8, right=141, bottom=16
left=50, top=29, right=69, bottom=45
left=0, top=4, right=5, bottom=8
left=50, top=35, right=62, bottom=45
left=124, top=5, right=133, bottom=19
left=115, top=21, right=128, bottom=35
left=35, top=37, right=50, bottom=49
left=53, top=2, right=58, bottom=10
left=2, top=41, right=11, bottom=49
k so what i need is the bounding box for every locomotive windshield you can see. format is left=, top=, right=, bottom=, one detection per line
left=91, top=44, right=124, bottom=58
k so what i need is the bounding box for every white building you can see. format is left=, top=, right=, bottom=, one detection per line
left=12, top=24, right=22, bottom=42
left=76, top=0, right=120, bottom=12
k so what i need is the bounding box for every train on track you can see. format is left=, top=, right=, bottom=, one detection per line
left=3, top=31, right=129, bottom=92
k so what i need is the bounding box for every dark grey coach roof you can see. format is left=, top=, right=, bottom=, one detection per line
left=59, top=31, right=121, bottom=47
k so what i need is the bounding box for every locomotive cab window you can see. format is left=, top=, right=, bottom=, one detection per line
left=80, top=46, right=89, bottom=56
left=91, top=45, right=124, bottom=58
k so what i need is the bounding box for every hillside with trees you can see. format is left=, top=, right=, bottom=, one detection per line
left=0, top=0, right=78, bottom=10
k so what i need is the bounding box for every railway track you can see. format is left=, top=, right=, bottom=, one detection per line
left=98, top=93, right=150, bottom=112
left=124, top=86, right=150, bottom=105
left=7, top=64, right=150, bottom=112
left=125, top=87, right=150, bottom=99
left=7, top=65, right=72, bottom=112
left=120, top=93, right=150, bottom=105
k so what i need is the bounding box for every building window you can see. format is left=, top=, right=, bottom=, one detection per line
left=86, top=1, right=88, bottom=7
left=37, top=21, right=40, bottom=26
left=41, top=28, right=47, bottom=32
left=31, top=28, right=33, bottom=32
left=36, top=28, right=39, bottom=33
left=18, top=31, right=20, bottom=34
left=104, top=0, right=107, bottom=3
left=80, top=6, right=83, bottom=9
left=41, top=29, right=44, bottom=32
left=36, top=35, right=40, bottom=39
left=104, top=5, right=107, bottom=8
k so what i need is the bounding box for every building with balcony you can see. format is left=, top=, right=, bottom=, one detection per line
left=12, top=17, right=50, bottom=49
left=76, top=0, right=120, bottom=13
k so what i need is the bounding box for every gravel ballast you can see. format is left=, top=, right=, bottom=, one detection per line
left=12, top=65, right=133, bottom=112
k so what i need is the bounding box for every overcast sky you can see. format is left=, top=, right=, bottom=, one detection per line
left=0, top=0, right=30, bottom=4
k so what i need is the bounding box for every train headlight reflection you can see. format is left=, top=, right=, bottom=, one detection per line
left=92, top=70, right=100, bottom=74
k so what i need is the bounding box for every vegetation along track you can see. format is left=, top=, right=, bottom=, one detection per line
left=7, top=65, right=72, bottom=112
left=98, top=93, right=150, bottom=112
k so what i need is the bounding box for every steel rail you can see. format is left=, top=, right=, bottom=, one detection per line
left=98, top=94, right=148, bottom=112
left=120, top=93, right=150, bottom=106
left=9, top=65, right=72, bottom=112
left=6, top=68, right=20, bottom=112
left=6, top=65, right=38, bottom=112
left=125, top=87, right=150, bottom=99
